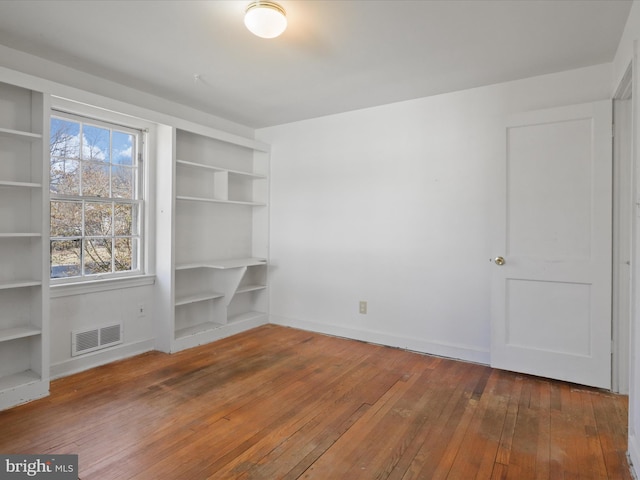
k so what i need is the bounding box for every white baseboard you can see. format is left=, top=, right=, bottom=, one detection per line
left=51, top=316, right=270, bottom=379
left=171, top=315, right=269, bottom=353
left=50, top=314, right=489, bottom=379
left=630, top=434, right=640, bottom=479
left=50, top=338, right=155, bottom=380
left=269, top=314, right=490, bottom=365
left=0, top=380, right=49, bottom=412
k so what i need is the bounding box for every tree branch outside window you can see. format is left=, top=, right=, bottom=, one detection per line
left=49, top=112, right=142, bottom=280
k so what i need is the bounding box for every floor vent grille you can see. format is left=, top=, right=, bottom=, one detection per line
left=72, top=323, right=123, bottom=356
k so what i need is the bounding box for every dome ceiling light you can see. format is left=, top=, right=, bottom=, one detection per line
left=244, top=1, right=287, bottom=39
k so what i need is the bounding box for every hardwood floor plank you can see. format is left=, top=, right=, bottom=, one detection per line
left=401, top=362, right=491, bottom=480
left=90, top=330, right=369, bottom=479
left=247, top=404, right=372, bottom=480
left=505, top=379, right=539, bottom=479
left=493, top=374, right=524, bottom=468
left=478, top=370, right=527, bottom=479
left=342, top=368, right=455, bottom=479
left=294, top=365, right=426, bottom=478
left=386, top=363, right=483, bottom=480
left=450, top=371, right=510, bottom=480
left=490, top=462, right=509, bottom=480
left=210, top=357, right=399, bottom=478
left=0, top=325, right=631, bottom=480
left=229, top=357, right=400, bottom=479
left=581, top=390, right=610, bottom=479
left=534, top=379, right=551, bottom=480
left=592, top=389, right=633, bottom=479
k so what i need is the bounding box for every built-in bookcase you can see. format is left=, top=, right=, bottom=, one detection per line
left=156, top=125, right=269, bottom=353
left=0, top=81, right=50, bottom=410
left=0, top=73, right=268, bottom=409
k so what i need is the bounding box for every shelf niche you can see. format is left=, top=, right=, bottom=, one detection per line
left=155, top=125, right=269, bottom=353
left=0, top=80, right=49, bottom=411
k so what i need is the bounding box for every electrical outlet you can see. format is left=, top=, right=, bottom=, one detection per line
left=359, top=301, right=367, bottom=314
left=138, top=303, right=146, bottom=317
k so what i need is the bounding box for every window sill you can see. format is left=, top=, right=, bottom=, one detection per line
left=50, top=274, right=156, bottom=298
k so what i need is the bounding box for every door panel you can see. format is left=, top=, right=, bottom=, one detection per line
left=507, top=119, right=593, bottom=260
left=491, top=101, right=612, bottom=389
left=506, top=279, right=590, bottom=356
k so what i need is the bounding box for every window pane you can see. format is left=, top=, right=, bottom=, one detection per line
left=82, top=125, right=110, bottom=162
left=85, top=202, right=112, bottom=236
left=112, top=165, right=134, bottom=199
left=112, top=131, right=134, bottom=165
left=49, top=112, right=143, bottom=281
left=51, top=201, right=82, bottom=237
left=114, top=204, right=133, bottom=236
left=115, top=238, right=137, bottom=272
left=50, top=159, right=80, bottom=195
left=84, top=238, right=112, bottom=274
left=51, top=239, right=81, bottom=278
left=50, top=118, right=80, bottom=159
left=82, top=162, right=110, bottom=197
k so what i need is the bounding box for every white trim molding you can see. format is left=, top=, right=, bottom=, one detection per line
left=269, top=315, right=490, bottom=365
left=50, top=338, right=155, bottom=379
left=50, top=275, right=155, bottom=298
left=629, top=434, right=639, bottom=479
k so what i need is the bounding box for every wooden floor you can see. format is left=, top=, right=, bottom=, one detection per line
left=0, top=325, right=632, bottom=480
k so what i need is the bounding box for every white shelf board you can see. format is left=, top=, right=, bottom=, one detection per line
left=175, top=291, right=225, bottom=306
left=175, top=321, right=225, bottom=340
left=0, top=127, right=42, bottom=141
left=175, top=258, right=267, bottom=271
left=0, top=233, right=41, bottom=238
left=0, top=180, right=42, bottom=188
left=0, top=370, right=41, bottom=392
left=0, top=326, right=41, bottom=342
left=176, top=195, right=266, bottom=206
left=235, top=284, right=267, bottom=295
left=176, top=159, right=266, bottom=179
left=0, top=280, right=41, bottom=290
left=228, top=311, right=267, bottom=324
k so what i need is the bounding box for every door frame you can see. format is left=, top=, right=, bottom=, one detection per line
left=613, top=62, right=633, bottom=394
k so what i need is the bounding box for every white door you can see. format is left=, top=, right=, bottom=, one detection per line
left=491, top=101, right=612, bottom=389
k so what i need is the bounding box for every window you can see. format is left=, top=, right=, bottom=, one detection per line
left=50, top=111, right=144, bottom=281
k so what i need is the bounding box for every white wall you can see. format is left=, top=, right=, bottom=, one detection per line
left=257, top=63, right=612, bottom=365
left=49, top=285, right=155, bottom=378
left=613, top=1, right=640, bottom=476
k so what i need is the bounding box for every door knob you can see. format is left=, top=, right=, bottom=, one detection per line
left=494, top=256, right=505, bottom=266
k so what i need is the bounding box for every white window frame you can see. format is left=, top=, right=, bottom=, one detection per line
left=49, top=101, right=152, bottom=288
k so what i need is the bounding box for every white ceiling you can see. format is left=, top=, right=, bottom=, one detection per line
left=0, top=0, right=632, bottom=128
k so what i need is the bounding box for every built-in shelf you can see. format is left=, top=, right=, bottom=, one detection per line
left=175, top=291, right=225, bottom=306
left=0, top=80, right=48, bottom=411
left=0, top=127, right=42, bottom=141
left=0, top=370, right=41, bottom=392
left=0, top=326, right=41, bottom=342
left=156, top=124, right=269, bottom=354
left=228, top=311, right=266, bottom=324
left=235, top=284, right=267, bottom=295
left=175, top=258, right=267, bottom=271
left=0, top=181, right=43, bottom=188
left=176, top=159, right=266, bottom=179
left=0, top=233, right=42, bottom=238
left=176, top=195, right=266, bottom=206
left=175, top=321, right=224, bottom=340
left=0, top=280, right=41, bottom=290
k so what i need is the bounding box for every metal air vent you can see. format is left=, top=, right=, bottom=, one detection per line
left=72, top=323, right=123, bottom=356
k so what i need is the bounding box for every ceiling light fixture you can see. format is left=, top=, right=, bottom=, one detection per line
left=244, top=1, right=287, bottom=39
